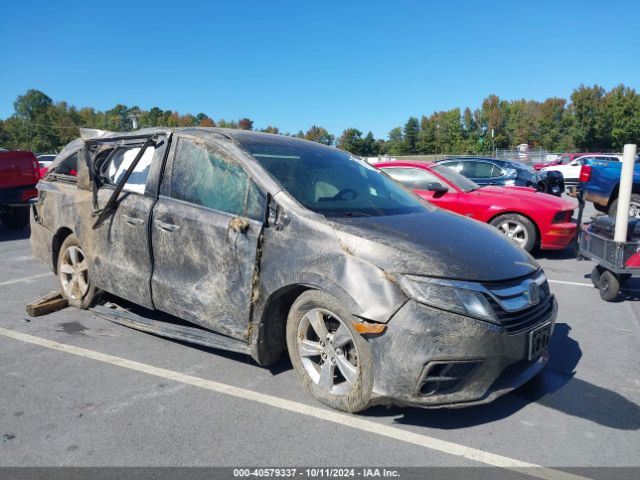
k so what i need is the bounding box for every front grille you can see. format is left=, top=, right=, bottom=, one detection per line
left=484, top=275, right=554, bottom=335
left=487, top=294, right=554, bottom=334
left=493, top=359, right=536, bottom=389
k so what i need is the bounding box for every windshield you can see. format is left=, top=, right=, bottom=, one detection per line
left=432, top=165, right=479, bottom=193
left=240, top=138, right=427, bottom=217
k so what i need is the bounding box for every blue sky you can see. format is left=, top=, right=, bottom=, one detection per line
left=1, top=0, right=639, bottom=138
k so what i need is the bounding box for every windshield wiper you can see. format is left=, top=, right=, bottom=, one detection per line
left=342, top=211, right=372, bottom=217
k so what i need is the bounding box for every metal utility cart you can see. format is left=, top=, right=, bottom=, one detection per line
left=576, top=190, right=640, bottom=301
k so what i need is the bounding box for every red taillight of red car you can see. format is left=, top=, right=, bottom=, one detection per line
left=626, top=251, right=640, bottom=268
left=20, top=188, right=38, bottom=202
left=579, top=165, right=592, bottom=183
left=32, top=158, right=41, bottom=183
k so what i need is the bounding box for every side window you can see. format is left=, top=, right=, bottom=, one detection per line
left=246, top=180, right=266, bottom=221
left=105, top=145, right=156, bottom=194
left=170, top=137, right=265, bottom=220
left=489, top=164, right=504, bottom=177
left=383, top=167, right=446, bottom=190
left=474, top=162, right=495, bottom=178
left=55, top=152, right=78, bottom=176
left=460, top=161, right=478, bottom=177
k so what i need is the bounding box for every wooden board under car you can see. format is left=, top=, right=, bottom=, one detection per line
left=25, top=290, right=68, bottom=317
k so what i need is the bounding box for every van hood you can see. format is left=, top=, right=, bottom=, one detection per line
left=329, top=209, right=540, bottom=282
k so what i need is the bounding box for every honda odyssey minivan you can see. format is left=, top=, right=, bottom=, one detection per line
left=31, top=128, right=556, bottom=412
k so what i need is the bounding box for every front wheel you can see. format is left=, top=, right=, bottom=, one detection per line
left=286, top=290, right=374, bottom=413
left=57, top=234, right=98, bottom=309
left=489, top=214, right=537, bottom=252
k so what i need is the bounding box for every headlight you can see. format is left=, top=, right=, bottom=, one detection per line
left=398, top=275, right=498, bottom=323
left=503, top=179, right=516, bottom=186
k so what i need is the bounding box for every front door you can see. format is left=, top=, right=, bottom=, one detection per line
left=150, top=135, right=265, bottom=340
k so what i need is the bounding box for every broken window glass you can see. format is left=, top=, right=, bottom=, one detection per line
left=106, top=146, right=156, bottom=194
left=170, top=138, right=249, bottom=216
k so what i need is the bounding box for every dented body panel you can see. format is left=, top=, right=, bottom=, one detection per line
left=31, top=127, right=556, bottom=409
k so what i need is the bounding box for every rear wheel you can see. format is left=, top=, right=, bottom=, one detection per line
left=489, top=214, right=537, bottom=252
left=286, top=290, right=374, bottom=413
left=0, top=207, right=30, bottom=229
left=599, top=271, right=620, bottom=302
left=57, top=234, right=97, bottom=309
left=608, top=194, right=640, bottom=219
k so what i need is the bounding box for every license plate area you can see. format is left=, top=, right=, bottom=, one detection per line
left=528, top=322, right=551, bottom=360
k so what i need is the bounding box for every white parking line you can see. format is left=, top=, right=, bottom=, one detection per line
left=0, top=326, right=587, bottom=480
left=549, top=278, right=640, bottom=292
left=0, top=272, right=52, bottom=287
left=548, top=279, right=592, bottom=288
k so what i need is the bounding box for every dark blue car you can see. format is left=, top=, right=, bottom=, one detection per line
left=438, top=157, right=538, bottom=187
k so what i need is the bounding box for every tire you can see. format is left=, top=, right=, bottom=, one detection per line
left=56, top=234, right=98, bottom=309
left=489, top=214, right=537, bottom=252
left=593, top=203, right=608, bottom=214
left=286, top=290, right=374, bottom=413
left=599, top=271, right=620, bottom=302
left=608, top=194, right=640, bottom=219
left=0, top=207, right=30, bottom=229
left=591, top=266, right=604, bottom=288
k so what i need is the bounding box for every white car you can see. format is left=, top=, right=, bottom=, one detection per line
left=540, top=154, right=622, bottom=185
left=37, top=153, right=57, bottom=170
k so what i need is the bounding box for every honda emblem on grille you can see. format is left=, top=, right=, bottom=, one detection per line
left=524, top=281, right=541, bottom=306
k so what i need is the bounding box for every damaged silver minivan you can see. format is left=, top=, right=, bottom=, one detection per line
left=31, top=128, right=556, bottom=412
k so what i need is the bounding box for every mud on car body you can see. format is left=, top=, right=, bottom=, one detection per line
left=31, top=128, right=557, bottom=412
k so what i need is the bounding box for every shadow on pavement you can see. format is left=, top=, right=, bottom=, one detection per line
left=533, top=246, right=577, bottom=261
left=0, top=225, right=30, bottom=242
left=366, top=323, right=640, bottom=431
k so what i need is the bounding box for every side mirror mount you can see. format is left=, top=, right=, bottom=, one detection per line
left=267, top=196, right=289, bottom=230
left=426, top=182, right=448, bottom=194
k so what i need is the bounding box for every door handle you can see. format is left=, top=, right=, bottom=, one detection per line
left=155, top=219, right=180, bottom=232
left=123, top=215, right=144, bottom=226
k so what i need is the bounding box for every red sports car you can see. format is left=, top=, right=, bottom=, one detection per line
left=375, top=161, right=577, bottom=252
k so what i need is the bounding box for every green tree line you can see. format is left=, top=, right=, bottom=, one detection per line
left=1, top=85, right=639, bottom=156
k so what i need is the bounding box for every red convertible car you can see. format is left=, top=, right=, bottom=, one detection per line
left=375, top=161, right=577, bottom=252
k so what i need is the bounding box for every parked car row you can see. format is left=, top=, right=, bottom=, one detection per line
left=540, top=154, right=623, bottom=186
left=30, top=128, right=558, bottom=413
left=375, top=160, right=576, bottom=252
left=578, top=153, right=640, bottom=217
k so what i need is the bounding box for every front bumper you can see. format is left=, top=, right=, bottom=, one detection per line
left=540, top=221, right=577, bottom=250
left=368, top=297, right=557, bottom=408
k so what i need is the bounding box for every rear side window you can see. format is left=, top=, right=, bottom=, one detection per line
left=170, top=138, right=264, bottom=220
left=55, top=153, right=78, bottom=176
left=105, top=146, right=156, bottom=194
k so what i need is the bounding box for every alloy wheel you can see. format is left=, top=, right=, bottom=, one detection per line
left=497, top=220, right=529, bottom=248
left=296, top=308, right=359, bottom=395
left=59, top=245, right=89, bottom=301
